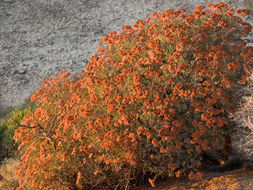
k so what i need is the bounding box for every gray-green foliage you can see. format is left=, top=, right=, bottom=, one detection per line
left=0, top=101, right=36, bottom=161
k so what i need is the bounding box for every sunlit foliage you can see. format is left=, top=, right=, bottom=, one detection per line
left=14, top=3, right=253, bottom=189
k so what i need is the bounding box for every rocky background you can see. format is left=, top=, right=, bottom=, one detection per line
left=0, top=0, right=252, bottom=119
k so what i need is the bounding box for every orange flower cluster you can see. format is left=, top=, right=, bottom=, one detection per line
left=14, top=2, right=253, bottom=189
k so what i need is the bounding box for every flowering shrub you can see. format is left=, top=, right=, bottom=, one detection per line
left=14, top=3, right=253, bottom=189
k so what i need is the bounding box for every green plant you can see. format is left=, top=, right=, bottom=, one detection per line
left=14, top=3, right=253, bottom=189
left=0, top=100, right=35, bottom=162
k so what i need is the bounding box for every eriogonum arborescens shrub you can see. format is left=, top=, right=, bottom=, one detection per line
left=14, top=3, right=253, bottom=189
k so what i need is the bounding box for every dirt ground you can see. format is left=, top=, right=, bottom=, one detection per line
left=132, top=167, right=253, bottom=190
left=0, top=0, right=252, bottom=119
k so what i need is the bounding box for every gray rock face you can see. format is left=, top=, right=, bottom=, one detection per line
left=0, top=0, right=252, bottom=117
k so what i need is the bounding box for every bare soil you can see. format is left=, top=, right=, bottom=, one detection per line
left=132, top=167, right=253, bottom=190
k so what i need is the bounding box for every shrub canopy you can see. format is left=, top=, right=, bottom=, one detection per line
left=14, top=3, right=253, bottom=189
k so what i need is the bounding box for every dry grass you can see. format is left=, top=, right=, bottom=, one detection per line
left=229, top=70, right=253, bottom=166
left=0, top=157, right=19, bottom=190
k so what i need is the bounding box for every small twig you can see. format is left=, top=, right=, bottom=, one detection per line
left=47, top=113, right=59, bottom=139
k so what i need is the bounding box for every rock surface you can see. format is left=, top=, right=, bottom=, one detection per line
left=0, top=0, right=252, bottom=118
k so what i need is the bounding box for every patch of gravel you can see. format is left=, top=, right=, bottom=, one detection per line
left=0, top=0, right=252, bottom=118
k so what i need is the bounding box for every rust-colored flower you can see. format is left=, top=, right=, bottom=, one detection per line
left=148, top=178, right=155, bottom=187
left=76, top=171, right=82, bottom=185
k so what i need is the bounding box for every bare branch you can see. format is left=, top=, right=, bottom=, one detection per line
left=47, top=113, right=59, bottom=139
left=18, top=124, right=44, bottom=131
left=17, top=123, right=56, bottom=150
